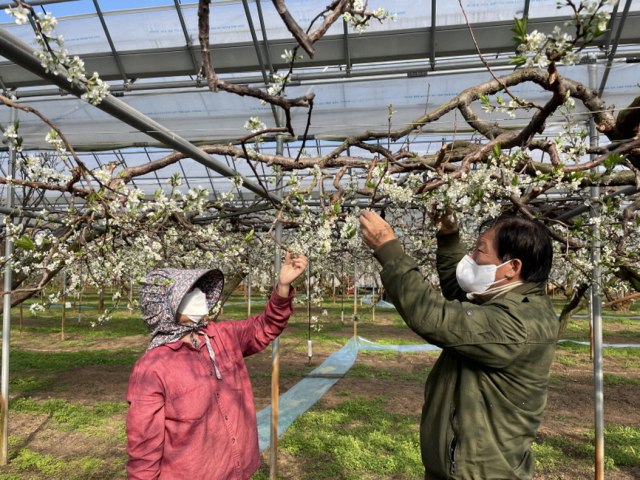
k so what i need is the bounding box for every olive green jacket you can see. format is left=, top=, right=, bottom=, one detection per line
left=374, top=233, right=558, bottom=480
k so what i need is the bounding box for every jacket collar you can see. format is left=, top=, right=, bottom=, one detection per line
left=481, top=281, right=547, bottom=306
left=511, top=281, right=547, bottom=297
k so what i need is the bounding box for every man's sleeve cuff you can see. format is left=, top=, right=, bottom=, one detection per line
left=373, top=239, right=404, bottom=266
left=436, top=231, right=462, bottom=252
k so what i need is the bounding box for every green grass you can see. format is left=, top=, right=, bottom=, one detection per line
left=555, top=353, right=578, bottom=366
left=8, top=449, right=112, bottom=479
left=583, top=425, right=640, bottom=468
left=346, top=364, right=375, bottom=378
left=606, top=329, right=640, bottom=339
left=603, top=373, right=640, bottom=386
left=288, top=330, right=351, bottom=345
left=9, top=348, right=142, bottom=374
left=12, top=291, right=147, bottom=338
left=564, top=324, right=590, bottom=335
left=603, top=317, right=640, bottom=326
left=531, top=439, right=571, bottom=471
left=549, top=374, right=567, bottom=384
left=280, top=396, right=423, bottom=479
left=359, top=350, right=400, bottom=359
left=556, top=343, right=640, bottom=358
left=7, top=437, right=24, bottom=447
left=249, top=369, right=314, bottom=378
left=535, top=424, right=640, bottom=472
left=364, top=338, right=425, bottom=346
left=9, top=398, right=128, bottom=432
left=8, top=375, right=55, bottom=393
left=345, top=364, right=429, bottom=382
left=620, top=358, right=640, bottom=369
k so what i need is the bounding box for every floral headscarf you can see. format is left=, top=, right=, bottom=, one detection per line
left=139, top=268, right=224, bottom=351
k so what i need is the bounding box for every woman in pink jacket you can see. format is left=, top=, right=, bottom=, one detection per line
left=126, top=252, right=307, bottom=480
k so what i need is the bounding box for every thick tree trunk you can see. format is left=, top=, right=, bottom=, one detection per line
left=0, top=227, right=105, bottom=315
left=98, top=287, right=105, bottom=315
left=219, top=271, right=248, bottom=306
left=557, top=283, right=589, bottom=340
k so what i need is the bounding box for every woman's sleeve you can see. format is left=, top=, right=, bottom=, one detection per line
left=125, top=361, right=166, bottom=480
left=234, top=284, right=295, bottom=357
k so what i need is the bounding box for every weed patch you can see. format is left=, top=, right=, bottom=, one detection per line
left=9, top=448, right=106, bottom=479
left=557, top=343, right=640, bottom=358
left=603, top=373, right=640, bottom=386
left=9, top=375, right=55, bottom=393
left=10, top=348, right=140, bottom=374
left=281, top=396, right=422, bottom=479
left=9, top=398, right=127, bottom=432
left=549, top=374, right=567, bottom=384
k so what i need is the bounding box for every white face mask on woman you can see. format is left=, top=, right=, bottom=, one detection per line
left=177, top=288, right=209, bottom=323
left=455, top=255, right=513, bottom=293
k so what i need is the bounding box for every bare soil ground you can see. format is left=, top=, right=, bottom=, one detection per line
left=2, top=306, right=640, bottom=479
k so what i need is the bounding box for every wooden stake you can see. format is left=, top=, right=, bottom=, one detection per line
left=78, top=289, right=83, bottom=323
left=247, top=272, right=252, bottom=317
left=129, top=282, right=134, bottom=316
left=270, top=342, right=280, bottom=478
left=372, top=297, right=376, bottom=322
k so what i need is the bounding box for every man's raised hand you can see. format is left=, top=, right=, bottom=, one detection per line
left=358, top=211, right=397, bottom=251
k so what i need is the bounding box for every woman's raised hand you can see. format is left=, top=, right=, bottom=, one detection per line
left=278, top=251, right=308, bottom=294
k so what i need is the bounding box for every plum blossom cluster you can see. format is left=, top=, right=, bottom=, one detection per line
left=511, top=0, right=618, bottom=69
left=5, top=6, right=110, bottom=105
left=2, top=122, right=22, bottom=152
left=343, top=0, right=397, bottom=33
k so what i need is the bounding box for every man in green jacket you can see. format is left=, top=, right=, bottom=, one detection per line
left=359, top=211, right=558, bottom=480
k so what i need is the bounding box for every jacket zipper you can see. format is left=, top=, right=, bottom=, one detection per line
left=449, top=408, right=457, bottom=475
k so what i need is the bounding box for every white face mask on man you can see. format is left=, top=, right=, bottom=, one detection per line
left=177, top=288, right=209, bottom=323
left=455, top=255, right=513, bottom=293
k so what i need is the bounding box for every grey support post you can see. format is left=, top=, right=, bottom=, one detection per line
left=1, top=106, right=17, bottom=465
left=588, top=57, right=605, bottom=480
left=270, top=112, right=285, bottom=480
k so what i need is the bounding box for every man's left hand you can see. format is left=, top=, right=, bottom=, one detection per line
left=359, top=211, right=397, bottom=251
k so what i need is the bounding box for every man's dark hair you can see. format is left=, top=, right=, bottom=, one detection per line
left=479, top=216, right=553, bottom=283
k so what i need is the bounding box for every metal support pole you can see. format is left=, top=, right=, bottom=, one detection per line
left=353, top=255, right=358, bottom=339
left=307, top=259, right=312, bottom=363
left=61, top=270, right=67, bottom=341
left=1, top=107, right=17, bottom=465
left=343, top=19, right=352, bottom=76
left=129, top=280, right=133, bottom=316
left=429, top=0, right=436, bottom=70
left=270, top=114, right=284, bottom=480
left=247, top=271, right=252, bottom=318
left=588, top=58, right=605, bottom=480
left=0, top=29, right=281, bottom=206
left=372, top=284, right=376, bottom=322
left=341, top=258, right=345, bottom=324
left=92, top=0, right=128, bottom=85
left=597, top=0, right=632, bottom=97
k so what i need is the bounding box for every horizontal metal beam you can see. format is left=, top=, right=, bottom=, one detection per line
left=554, top=186, right=638, bottom=222
left=11, top=51, right=640, bottom=100
left=0, top=28, right=282, bottom=205
left=0, top=0, right=79, bottom=9
left=2, top=13, right=640, bottom=89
